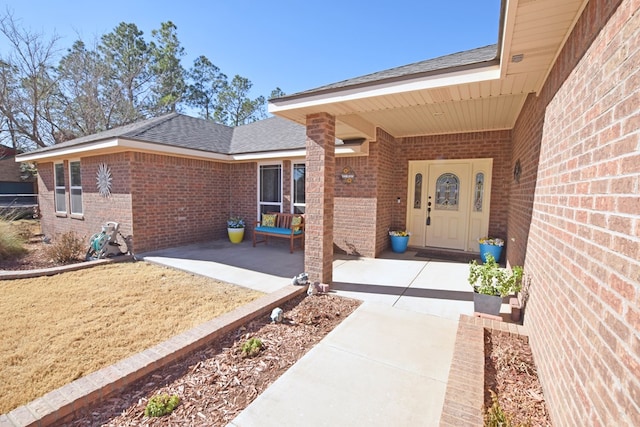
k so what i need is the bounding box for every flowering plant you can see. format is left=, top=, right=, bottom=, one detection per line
left=468, top=254, right=523, bottom=297
left=389, top=230, right=410, bottom=237
left=478, top=237, right=504, bottom=246
left=227, top=216, right=245, bottom=229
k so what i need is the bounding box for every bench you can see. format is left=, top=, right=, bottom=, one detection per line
left=253, top=212, right=304, bottom=253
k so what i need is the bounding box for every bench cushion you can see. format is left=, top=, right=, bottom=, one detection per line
left=255, top=226, right=303, bottom=235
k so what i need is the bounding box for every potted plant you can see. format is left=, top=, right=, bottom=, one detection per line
left=468, top=254, right=523, bottom=316
left=389, top=230, right=410, bottom=253
left=227, top=216, right=245, bottom=243
left=478, top=237, right=505, bottom=263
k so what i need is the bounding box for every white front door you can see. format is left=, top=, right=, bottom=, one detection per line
left=407, top=159, right=492, bottom=251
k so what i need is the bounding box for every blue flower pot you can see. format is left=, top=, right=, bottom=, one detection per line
left=479, top=243, right=503, bottom=263
left=390, top=235, right=410, bottom=253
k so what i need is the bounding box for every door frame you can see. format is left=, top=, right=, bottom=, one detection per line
left=405, top=158, right=493, bottom=252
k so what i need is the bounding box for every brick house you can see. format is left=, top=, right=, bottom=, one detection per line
left=16, top=0, right=639, bottom=424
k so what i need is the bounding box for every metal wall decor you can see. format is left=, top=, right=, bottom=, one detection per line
left=96, top=162, right=113, bottom=197
left=341, top=166, right=356, bottom=184
left=435, top=173, right=459, bottom=210
left=513, top=159, right=522, bottom=183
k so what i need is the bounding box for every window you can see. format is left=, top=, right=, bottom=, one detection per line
left=54, top=163, right=66, bottom=213
left=435, top=173, right=460, bottom=211
left=292, top=163, right=305, bottom=213
left=474, top=172, right=484, bottom=212
left=259, top=164, right=282, bottom=215
left=414, top=173, right=422, bottom=209
left=69, top=161, right=83, bottom=215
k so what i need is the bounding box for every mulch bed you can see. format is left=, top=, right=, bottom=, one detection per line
left=0, top=239, right=59, bottom=270
left=61, top=293, right=361, bottom=426
left=484, top=329, right=552, bottom=426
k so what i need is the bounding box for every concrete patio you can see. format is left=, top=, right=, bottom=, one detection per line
left=138, top=239, right=495, bottom=426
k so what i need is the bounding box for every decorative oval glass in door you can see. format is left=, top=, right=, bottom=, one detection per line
left=435, top=173, right=459, bottom=210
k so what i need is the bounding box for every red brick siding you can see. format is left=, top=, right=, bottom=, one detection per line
left=395, top=131, right=512, bottom=241
left=335, top=146, right=378, bottom=257
left=36, top=155, right=134, bottom=245
left=375, top=128, right=397, bottom=256
left=129, top=152, right=230, bottom=253
left=0, top=157, right=22, bottom=181
left=229, top=162, right=257, bottom=234
left=520, top=0, right=639, bottom=425
left=508, top=94, right=545, bottom=266
left=305, top=113, right=335, bottom=284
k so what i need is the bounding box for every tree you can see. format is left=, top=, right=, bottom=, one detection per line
left=98, top=22, right=151, bottom=124
left=149, top=21, right=186, bottom=114
left=214, top=75, right=265, bottom=126
left=0, top=12, right=61, bottom=149
left=56, top=40, right=111, bottom=137
left=185, top=55, right=226, bottom=120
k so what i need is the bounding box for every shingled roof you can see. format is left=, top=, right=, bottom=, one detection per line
left=272, top=44, right=499, bottom=101
left=19, top=113, right=308, bottom=157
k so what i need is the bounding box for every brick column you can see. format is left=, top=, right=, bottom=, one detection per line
left=305, top=113, right=335, bottom=284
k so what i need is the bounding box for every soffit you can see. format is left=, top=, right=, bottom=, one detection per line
left=270, top=0, right=588, bottom=140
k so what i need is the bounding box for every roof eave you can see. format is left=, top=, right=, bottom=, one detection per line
left=269, top=62, right=501, bottom=115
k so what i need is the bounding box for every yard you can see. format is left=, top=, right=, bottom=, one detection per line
left=0, top=262, right=264, bottom=414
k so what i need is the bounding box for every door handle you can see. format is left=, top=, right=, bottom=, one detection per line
left=426, top=197, right=432, bottom=226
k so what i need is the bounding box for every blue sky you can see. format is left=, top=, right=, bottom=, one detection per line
left=1, top=0, right=501, bottom=99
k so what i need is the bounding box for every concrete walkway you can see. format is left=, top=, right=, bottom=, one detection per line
left=139, top=240, right=481, bottom=426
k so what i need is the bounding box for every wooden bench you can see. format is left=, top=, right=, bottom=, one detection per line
left=253, top=212, right=304, bottom=253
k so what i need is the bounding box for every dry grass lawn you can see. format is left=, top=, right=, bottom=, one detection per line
left=0, top=261, right=264, bottom=414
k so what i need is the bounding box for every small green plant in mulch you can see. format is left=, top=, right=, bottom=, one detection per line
left=485, top=390, right=529, bottom=427
left=241, top=337, right=263, bottom=358
left=144, top=393, right=180, bottom=417
left=44, top=231, right=85, bottom=264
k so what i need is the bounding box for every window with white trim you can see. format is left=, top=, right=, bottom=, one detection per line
left=292, top=163, right=305, bottom=214
left=54, top=162, right=66, bottom=213
left=69, top=161, right=83, bottom=215
left=258, top=164, right=282, bottom=215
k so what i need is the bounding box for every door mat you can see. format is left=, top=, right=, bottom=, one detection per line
left=415, top=249, right=479, bottom=263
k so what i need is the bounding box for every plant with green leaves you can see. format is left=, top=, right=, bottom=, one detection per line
left=144, top=393, right=180, bottom=417
left=241, top=337, right=263, bottom=358
left=468, top=254, right=523, bottom=297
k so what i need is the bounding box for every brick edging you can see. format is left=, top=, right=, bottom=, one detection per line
left=439, top=315, right=528, bottom=427
left=0, top=255, right=135, bottom=280
left=0, top=285, right=307, bottom=427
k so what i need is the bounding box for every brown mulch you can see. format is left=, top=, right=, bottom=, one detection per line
left=484, top=329, right=552, bottom=426
left=60, top=293, right=361, bottom=426
left=0, top=238, right=60, bottom=270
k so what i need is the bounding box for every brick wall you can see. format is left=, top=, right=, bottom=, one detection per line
left=36, top=155, right=134, bottom=245
left=375, top=128, right=397, bottom=256
left=129, top=152, right=230, bottom=253
left=305, top=113, right=335, bottom=284
left=0, top=157, right=22, bottom=182
left=229, top=162, right=257, bottom=235
left=335, top=148, right=378, bottom=257
left=395, top=131, right=513, bottom=241
left=516, top=0, right=639, bottom=425
left=507, top=94, right=545, bottom=266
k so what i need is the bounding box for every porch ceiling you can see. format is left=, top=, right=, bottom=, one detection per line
left=269, top=0, right=588, bottom=140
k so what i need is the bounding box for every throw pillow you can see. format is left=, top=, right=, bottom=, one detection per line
left=262, top=213, right=276, bottom=227
left=292, top=215, right=302, bottom=232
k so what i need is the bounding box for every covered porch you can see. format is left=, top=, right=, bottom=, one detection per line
left=139, top=238, right=509, bottom=322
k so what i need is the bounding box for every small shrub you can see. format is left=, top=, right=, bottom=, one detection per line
left=241, top=337, right=263, bottom=358
left=144, top=393, right=180, bottom=417
left=0, top=219, right=27, bottom=260
left=485, top=390, right=528, bottom=427
left=45, top=231, right=85, bottom=264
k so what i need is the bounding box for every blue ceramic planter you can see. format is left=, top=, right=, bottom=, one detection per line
left=479, top=243, right=503, bottom=263
left=390, top=235, right=410, bottom=253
